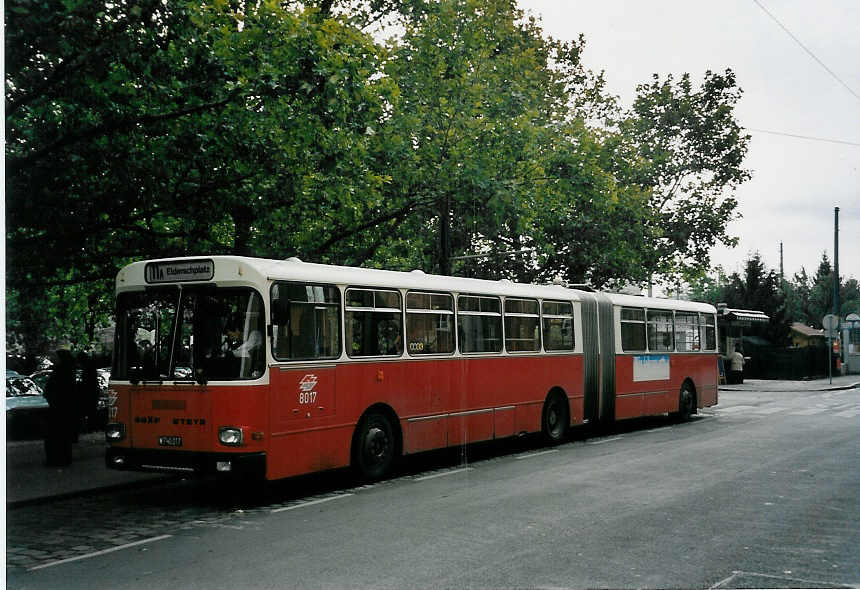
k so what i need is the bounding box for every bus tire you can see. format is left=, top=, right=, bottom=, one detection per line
left=352, top=411, right=396, bottom=481
left=542, top=391, right=569, bottom=444
left=672, top=381, right=696, bottom=422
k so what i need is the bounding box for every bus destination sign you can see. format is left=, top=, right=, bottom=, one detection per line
left=145, top=260, right=214, bottom=284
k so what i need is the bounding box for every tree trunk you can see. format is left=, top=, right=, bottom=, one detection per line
left=439, top=194, right=451, bottom=276
left=231, top=205, right=253, bottom=256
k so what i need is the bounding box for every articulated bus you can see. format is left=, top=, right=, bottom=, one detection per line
left=106, top=256, right=718, bottom=481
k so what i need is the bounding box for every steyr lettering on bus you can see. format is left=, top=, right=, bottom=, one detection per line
left=173, top=418, right=206, bottom=425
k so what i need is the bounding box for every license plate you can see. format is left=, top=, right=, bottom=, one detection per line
left=158, top=435, right=183, bottom=447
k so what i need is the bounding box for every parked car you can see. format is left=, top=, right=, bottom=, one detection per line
left=29, top=369, right=51, bottom=392
left=6, top=374, right=50, bottom=439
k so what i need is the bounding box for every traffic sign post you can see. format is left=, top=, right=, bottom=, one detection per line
left=822, top=314, right=839, bottom=384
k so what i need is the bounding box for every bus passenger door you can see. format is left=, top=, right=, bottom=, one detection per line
left=268, top=365, right=341, bottom=478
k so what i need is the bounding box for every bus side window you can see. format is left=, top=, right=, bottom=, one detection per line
left=457, top=295, right=502, bottom=354
left=647, top=310, right=674, bottom=352
left=620, top=307, right=646, bottom=352
left=701, top=313, right=717, bottom=351
left=272, top=283, right=341, bottom=361
left=505, top=298, right=540, bottom=352
left=345, top=288, right=403, bottom=357
left=542, top=300, right=574, bottom=351
left=406, top=292, right=455, bottom=355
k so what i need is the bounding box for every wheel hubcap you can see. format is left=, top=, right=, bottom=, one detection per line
left=682, top=390, right=692, bottom=413
left=365, top=426, right=388, bottom=462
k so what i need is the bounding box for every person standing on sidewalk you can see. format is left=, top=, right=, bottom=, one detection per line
left=43, top=343, right=78, bottom=466
left=729, top=347, right=745, bottom=385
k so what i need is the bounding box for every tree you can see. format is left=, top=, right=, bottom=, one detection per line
left=615, top=70, right=751, bottom=283
left=784, top=267, right=812, bottom=326
left=5, top=0, right=393, bottom=355
left=372, top=0, right=650, bottom=285
left=695, top=253, right=790, bottom=345
left=800, top=252, right=860, bottom=325
left=6, top=0, right=755, bottom=356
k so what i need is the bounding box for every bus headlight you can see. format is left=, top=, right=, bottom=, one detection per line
left=105, top=423, right=126, bottom=442
left=218, top=427, right=243, bottom=446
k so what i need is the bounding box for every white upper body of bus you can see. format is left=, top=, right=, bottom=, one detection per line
left=112, top=255, right=716, bottom=384
left=116, top=255, right=716, bottom=315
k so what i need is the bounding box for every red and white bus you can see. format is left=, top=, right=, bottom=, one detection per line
left=106, top=256, right=718, bottom=480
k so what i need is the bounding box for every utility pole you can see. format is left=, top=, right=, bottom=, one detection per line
left=834, top=207, right=840, bottom=316
left=779, top=242, right=784, bottom=282
left=834, top=206, right=840, bottom=377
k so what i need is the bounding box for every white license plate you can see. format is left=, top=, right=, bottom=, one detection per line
left=158, top=435, right=183, bottom=447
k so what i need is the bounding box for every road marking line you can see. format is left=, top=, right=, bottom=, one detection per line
left=717, top=405, right=756, bottom=413
left=414, top=467, right=473, bottom=481
left=709, top=570, right=740, bottom=589
left=271, top=493, right=354, bottom=513
left=790, top=408, right=827, bottom=416
left=587, top=436, right=623, bottom=445
left=514, top=449, right=558, bottom=460
left=753, top=406, right=785, bottom=414
left=28, top=535, right=173, bottom=571
left=723, top=570, right=854, bottom=589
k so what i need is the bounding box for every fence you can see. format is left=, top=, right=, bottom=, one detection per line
left=744, top=344, right=832, bottom=380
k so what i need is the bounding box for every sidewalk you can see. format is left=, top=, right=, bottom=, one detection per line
left=719, top=374, right=860, bottom=392
left=5, top=431, right=170, bottom=507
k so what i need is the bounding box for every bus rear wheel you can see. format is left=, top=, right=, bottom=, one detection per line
left=542, top=392, right=569, bottom=444
left=353, top=412, right=395, bottom=481
left=672, top=383, right=696, bottom=422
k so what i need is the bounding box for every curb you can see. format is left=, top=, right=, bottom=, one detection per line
left=719, top=382, right=859, bottom=393
left=814, top=382, right=860, bottom=392
left=6, top=473, right=178, bottom=510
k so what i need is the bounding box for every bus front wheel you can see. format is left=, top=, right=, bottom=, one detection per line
left=353, top=412, right=395, bottom=481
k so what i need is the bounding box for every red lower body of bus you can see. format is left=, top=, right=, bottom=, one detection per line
left=106, top=353, right=717, bottom=480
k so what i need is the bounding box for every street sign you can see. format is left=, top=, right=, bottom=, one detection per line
left=823, top=314, right=840, bottom=337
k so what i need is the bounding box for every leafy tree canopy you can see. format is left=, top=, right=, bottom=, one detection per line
left=6, top=0, right=751, bottom=355
left=613, top=70, right=751, bottom=282
left=691, top=253, right=790, bottom=346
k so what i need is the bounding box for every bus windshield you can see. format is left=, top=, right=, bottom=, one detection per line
left=113, top=287, right=265, bottom=382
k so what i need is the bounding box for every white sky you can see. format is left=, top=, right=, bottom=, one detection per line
left=518, top=0, right=860, bottom=283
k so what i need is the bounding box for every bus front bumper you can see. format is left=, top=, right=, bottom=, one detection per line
left=106, top=446, right=266, bottom=478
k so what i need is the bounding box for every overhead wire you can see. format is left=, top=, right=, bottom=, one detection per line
left=751, top=0, right=860, bottom=105
left=747, top=128, right=860, bottom=147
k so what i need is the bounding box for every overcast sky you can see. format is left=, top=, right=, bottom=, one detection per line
left=518, top=0, right=859, bottom=283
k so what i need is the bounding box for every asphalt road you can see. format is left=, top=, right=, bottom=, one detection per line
left=7, top=384, right=860, bottom=589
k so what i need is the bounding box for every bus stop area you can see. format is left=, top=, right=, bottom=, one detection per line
left=719, top=374, right=860, bottom=392
left=6, top=375, right=858, bottom=507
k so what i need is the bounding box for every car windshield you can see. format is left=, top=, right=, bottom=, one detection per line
left=113, top=287, right=265, bottom=382
left=6, top=377, right=43, bottom=397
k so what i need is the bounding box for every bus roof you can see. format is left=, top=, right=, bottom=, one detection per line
left=116, top=256, right=716, bottom=314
